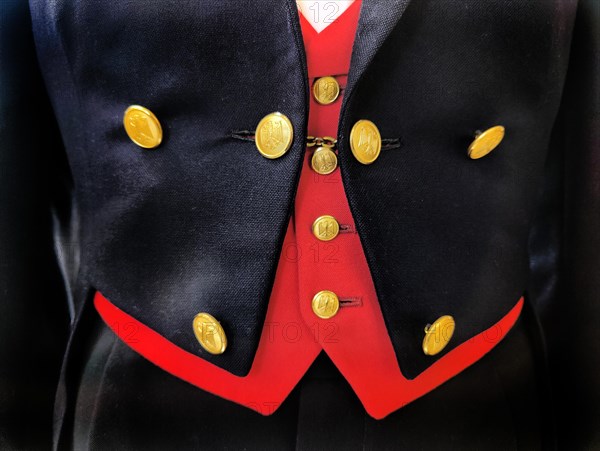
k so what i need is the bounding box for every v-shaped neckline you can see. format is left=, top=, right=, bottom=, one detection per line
left=296, top=0, right=357, bottom=34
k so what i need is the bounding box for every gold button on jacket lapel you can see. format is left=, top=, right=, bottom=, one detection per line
left=422, top=316, right=455, bottom=356
left=255, top=112, right=294, bottom=159
left=193, top=313, right=227, bottom=355
left=350, top=119, right=382, bottom=164
left=468, top=125, right=505, bottom=159
left=123, top=105, right=163, bottom=149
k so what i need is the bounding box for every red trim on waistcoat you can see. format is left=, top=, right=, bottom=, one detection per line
left=95, top=292, right=522, bottom=419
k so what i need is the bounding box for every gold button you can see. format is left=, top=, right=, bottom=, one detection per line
left=350, top=119, right=381, bottom=164
left=192, top=312, right=227, bottom=355
left=311, top=146, right=338, bottom=175
left=123, top=105, right=163, bottom=149
left=311, top=290, right=340, bottom=319
left=313, top=76, right=341, bottom=105
left=468, top=125, right=505, bottom=159
left=255, top=112, right=294, bottom=159
left=312, top=215, right=340, bottom=241
left=422, top=315, right=455, bottom=356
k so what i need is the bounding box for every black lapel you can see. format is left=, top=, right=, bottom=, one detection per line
left=286, top=0, right=413, bottom=105
left=342, top=0, right=413, bottom=112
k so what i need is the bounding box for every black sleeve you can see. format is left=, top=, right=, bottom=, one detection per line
left=532, top=0, right=600, bottom=448
left=0, top=1, right=71, bottom=448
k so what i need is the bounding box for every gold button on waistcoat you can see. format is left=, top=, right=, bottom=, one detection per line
left=311, top=147, right=338, bottom=175
left=311, top=290, right=340, bottom=319
left=468, top=125, right=505, bottom=159
left=123, top=105, right=163, bottom=149
left=422, top=315, right=455, bottom=356
left=312, top=215, right=340, bottom=241
left=350, top=119, right=381, bottom=164
left=193, top=312, right=227, bottom=355
left=313, top=76, right=341, bottom=105
left=255, top=112, right=294, bottom=159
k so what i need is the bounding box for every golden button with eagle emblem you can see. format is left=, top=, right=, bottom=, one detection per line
left=350, top=119, right=381, bottom=164
left=422, top=315, right=455, bottom=356
left=311, top=290, right=340, bottom=319
left=313, top=76, right=341, bottom=105
left=255, top=112, right=294, bottom=159
left=312, top=215, right=340, bottom=241
left=311, top=146, right=338, bottom=174
left=123, top=105, right=163, bottom=149
left=468, top=125, right=505, bottom=159
left=192, top=312, right=227, bottom=355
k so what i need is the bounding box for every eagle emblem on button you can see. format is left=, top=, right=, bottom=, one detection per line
left=350, top=119, right=382, bottom=164
left=255, top=112, right=294, bottom=159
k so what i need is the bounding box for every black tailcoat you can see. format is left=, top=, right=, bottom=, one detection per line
left=0, top=0, right=598, bottom=449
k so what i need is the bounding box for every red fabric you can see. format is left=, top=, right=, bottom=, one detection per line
left=94, top=0, right=524, bottom=419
